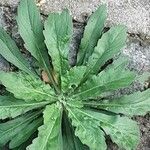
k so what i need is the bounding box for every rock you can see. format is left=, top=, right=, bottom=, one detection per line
left=0, top=7, right=6, bottom=27
left=69, top=22, right=84, bottom=66
left=123, top=38, right=150, bottom=73
left=0, top=0, right=19, bottom=7
left=0, top=0, right=150, bottom=38
left=0, top=55, right=10, bottom=71
left=105, top=0, right=150, bottom=39
left=135, top=114, right=150, bottom=150
left=38, top=0, right=150, bottom=38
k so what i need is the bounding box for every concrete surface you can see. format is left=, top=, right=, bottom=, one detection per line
left=0, top=0, right=150, bottom=38
left=0, top=7, right=5, bottom=27
left=124, top=38, right=150, bottom=73
left=39, top=0, right=150, bottom=38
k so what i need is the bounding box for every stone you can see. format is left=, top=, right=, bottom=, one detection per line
left=38, top=0, right=150, bottom=38
left=0, top=7, right=6, bottom=27
left=0, top=55, right=10, bottom=71
left=0, top=0, right=150, bottom=38
left=0, top=0, right=19, bottom=7
left=69, top=22, right=84, bottom=66
left=123, top=38, right=150, bottom=73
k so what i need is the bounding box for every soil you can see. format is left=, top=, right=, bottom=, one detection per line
left=0, top=5, right=150, bottom=150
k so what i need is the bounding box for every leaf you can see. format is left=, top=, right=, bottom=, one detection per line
left=27, top=104, right=63, bottom=150
left=43, top=10, right=73, bottom=78
left=61, top=66, right=87, bottom=93
left=9, top=117, right=42, bottom=149
left=0, top=95, right=49, bottom=119
left=66, top=100, right=84, bottom=109
left=12, top=133, right=37, bottom=150
left=0, top=71, right=57, bottom=102
left=77, top=5, right=107, bottom=65
left=83, top=25, right=127, bottom=81
left=17, top=0, right=58, bottom=92
left=102, top=116, right=140, bottom=150
left=62, top=112, right=86, bottom=150
left=136, top=72, right=150, bottom=84
left=0, top=111, right=41, bottom=147
left=67, top=107, right=107, bottom=150
left=80, top=109, right=140, bottom=150
left=17, top=0, right=45, bottom=62
left=73, top=58, right=135, bottom=100
left=0, top=27, right=35, bottom=76
left=96, top=89, right=150, bottom=116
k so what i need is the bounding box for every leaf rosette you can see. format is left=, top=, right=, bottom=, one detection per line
left=0, top=0, right=149, bottom=150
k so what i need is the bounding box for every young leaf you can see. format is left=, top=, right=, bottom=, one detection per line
left=27, top=104, right=63, bottom=150
left=77, top=5, right=107, bottom=65
left=44, top=10, right=73, bottom=79
left=73, top=59, right=135, bottom=100
left=61, top=66, right=87, bottom=93
left=0, top=111, right=41, bottom=147
left=96, top=89, right=150, bottom=116
left=0, top=95, right=49, bottom=119
left=67, top=107, right=107, bottom=150
left=0, top=27, right=35, bottom=76
left=83, top=25, right=127, bottom=81
left=77, top=108, right=140, bottom=150
left=17, top=0, right=58, bottom=92
left=0, top=71, right=57, bottom=102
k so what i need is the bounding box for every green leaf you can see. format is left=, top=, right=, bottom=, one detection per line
left=66, top=100, right=83, bottom=109
left=62, top=112, right=86, bottom=150
left=102, top=116, right=140, bottom=150
left=0, top=111, right=41, bottom=147
left=17, top=0, right=59, bottom=92
left=61, top=66, right=86, bottom=93
left=17, top=0, right=45, bottom=62
left=0, top=95, right=49, bottom=119
left=83, top=25, right=127, bottom=80
left=9, top=117, right=42, bottom=149
left=0, top=27, right=35, bottom=76
left=43, top=10, right=73, bottom=79
left=96, top=89, right=150, bottom=116
left=73, top=59, right=135, bottom=100
left=67, top=107, right=107, bottom=150
left=27, top=104, right=63, bottom=150
left=0, top=71, right=57, bottom=102
left=12, top=132, right=38, bottom=150
left=77, top=5, right=107, bottom=65
left=80, top=109, right=140, bottom=150
left=136, top=72, right=150, bottom=84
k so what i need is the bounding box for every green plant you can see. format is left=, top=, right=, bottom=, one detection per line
left=0, top=0, right=149, bottom=149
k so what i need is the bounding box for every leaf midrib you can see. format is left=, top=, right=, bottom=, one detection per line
left=0, top=101, right=49, bottom=108
left=78, top=7, right=106, bottom=65
left=72, top=76, right=132, bottom=98
left=10, top=83, right=57, bottom=100
left=1, top=112, right=40, bottom=135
